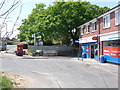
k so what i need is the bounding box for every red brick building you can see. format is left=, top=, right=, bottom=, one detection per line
left=78, top=4, right=120, bottom=64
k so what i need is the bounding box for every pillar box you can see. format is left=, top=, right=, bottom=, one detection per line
left=16, top=44, right=23, bottom=56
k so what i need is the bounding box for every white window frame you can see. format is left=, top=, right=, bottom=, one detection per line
left=103, top=14, right=110, bottom=29
left=80, top=26, right=84, bottom=35
left=115, top=9, right=120, bottom=25
left=86, top=24, right=90, bottom=34
left=92, top=21, right=97, bottom=32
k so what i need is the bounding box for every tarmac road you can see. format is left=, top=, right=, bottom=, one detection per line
left=6, top=45, right=17, bottom=53
left=0, top=53, right=119, bottom=88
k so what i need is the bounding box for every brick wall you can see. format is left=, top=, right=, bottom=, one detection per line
left=99, top=11, right=120, bottom=34
left=80, top=11, right=120, bottom=39
left=81, top=22, right=99, bottom=38
left=79, top=7, right=120, bottom=59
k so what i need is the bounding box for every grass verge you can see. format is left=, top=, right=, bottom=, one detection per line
left=0, top=75, right=13, bottom=90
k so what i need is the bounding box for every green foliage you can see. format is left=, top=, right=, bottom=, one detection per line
left=27, top=49, right=39, bottom=56
left=0, top=75, right=13, bottom=90
left=18, top=1, right=110, bottom=46
left=44, top=40, right=53, bottom=46
left=7, top=41, right=20, bottom=45
left=27, top=49, right=36, bottom=53
left=7, top=41, right=27, bottom=45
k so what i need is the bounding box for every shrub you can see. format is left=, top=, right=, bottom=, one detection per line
left=27, top=49, right=41, bottom=56
left=7, top=41, right=19, bottom=45
left=7, top=41, right=28, bottom=45
left=44, top=40, right=53, bottom=46
left=0, top=75, right=13, bottom=90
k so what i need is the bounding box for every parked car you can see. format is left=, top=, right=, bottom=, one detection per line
left=0, top=41, right=7, bottom=51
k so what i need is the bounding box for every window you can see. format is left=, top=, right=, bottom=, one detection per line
left=115, top=9, right=120, bottom=25
left=86, top=24, right=90, bottom=34
left=92, top=21, right=97, bottom=32
left=80, top=27, right=84, bottom=35
left=103, top=40, right=120, bottom=47
left=103, top=14, right=110, bottom=28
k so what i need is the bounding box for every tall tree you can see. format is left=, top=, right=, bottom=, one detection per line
left=18, top=1, right=109, bottom=46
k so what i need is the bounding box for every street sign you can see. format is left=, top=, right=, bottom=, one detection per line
left=32, top=34, right=34, bottom=38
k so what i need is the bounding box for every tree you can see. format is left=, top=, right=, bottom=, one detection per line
left=18, top=1, right=109, bottom=46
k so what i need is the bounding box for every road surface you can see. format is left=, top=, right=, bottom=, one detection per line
left=0, top=53, right=118, bottom=88
left=6, top=45, right=17, bottom=53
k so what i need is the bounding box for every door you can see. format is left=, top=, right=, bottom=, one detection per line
left=90, top=45, right=94, bottom=58
left=94, top=44, right=98, bottom=60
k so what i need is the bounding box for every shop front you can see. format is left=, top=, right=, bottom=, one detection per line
left=103, top=40, right=120, bottom=64
left=79, top=36, right=98, bottom=60
left=100, top=31, right=120, bottom=64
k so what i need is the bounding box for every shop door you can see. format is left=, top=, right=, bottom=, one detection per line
left=94, top=44, right=98, bottom=60
left=90, top=45, right=94, bottom=58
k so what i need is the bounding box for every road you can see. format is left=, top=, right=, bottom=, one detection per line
left=6, top=45, right=17, bottom=53
left=0, top=52, right=118, bottom=88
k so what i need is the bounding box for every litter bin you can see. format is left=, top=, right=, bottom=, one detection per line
left=100, top=55, right=106, bottom=63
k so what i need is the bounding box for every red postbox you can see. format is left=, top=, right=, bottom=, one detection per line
left=16, top=44, right=23, bottom=56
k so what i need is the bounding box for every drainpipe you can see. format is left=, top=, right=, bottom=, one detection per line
left=98, top=18, right=101, bottom=61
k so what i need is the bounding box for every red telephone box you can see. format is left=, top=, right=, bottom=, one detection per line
left=16, top=44, right=23, bottom=56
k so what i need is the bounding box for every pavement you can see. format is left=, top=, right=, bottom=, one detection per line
left=71, top=57, right=119, bottom=75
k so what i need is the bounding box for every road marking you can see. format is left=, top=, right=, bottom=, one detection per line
left=31, top=71, right=49, bottom=75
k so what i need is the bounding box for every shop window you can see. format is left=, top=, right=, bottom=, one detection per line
left=103, top=40, right=120, bottom=47
left=103, top=14, right=110, bottom=29
left=115, top=9, right=120, bottom=25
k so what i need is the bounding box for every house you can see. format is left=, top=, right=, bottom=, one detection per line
left=77, top=4, right=120, bottom=64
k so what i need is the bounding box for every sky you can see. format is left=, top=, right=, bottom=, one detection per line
left=1, top=0, right=120, bottom=38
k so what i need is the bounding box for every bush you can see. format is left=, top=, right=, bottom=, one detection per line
left=44, top=40, right=53, bottom=46
left=28, top=42, right=34, bottom=45
left=27, top=49, right=36, bottom=56
left=0, top=75, right=13, bottom=90
left=23, top=44, right=28, bottom=49
left=7, top=41, right=28, bottom=45
left=27, top=49, right=41, bottom=56
left=7, top=41, right=20, bottom=45
left=27, top=49, right=36, bottom=53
